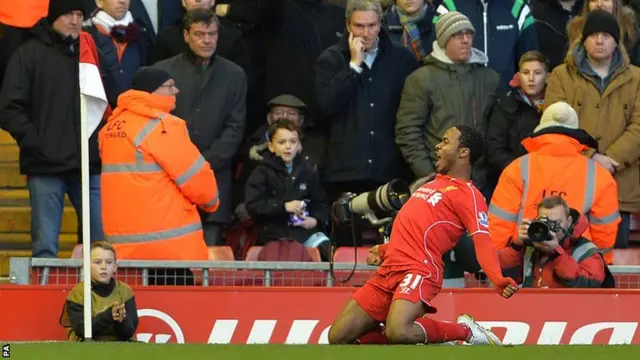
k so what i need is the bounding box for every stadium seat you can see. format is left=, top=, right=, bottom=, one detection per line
left=613, top=248, right=640, bottom=265
left=630, top=213, right=640, bottom=243
left=245, top=245, right=321, bottom=261
left=71, top=244, right=83, bottom=259
left=333, top=246, right=370, bottom=263
left=245, top=246, right=263, bottom=261
left=207, top=246, right=234, bottom=261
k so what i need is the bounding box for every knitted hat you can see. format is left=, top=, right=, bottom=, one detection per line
left=534, top=102, right=579, bottom=133
left=582, top=9, right=620, bottom=44
left=47, top=0, right=85, bottom=24
left=436, top=11, right=475, bottom=49
left=132, top=67, right=173, bottom=93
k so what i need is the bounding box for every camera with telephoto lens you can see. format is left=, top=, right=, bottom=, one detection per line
left=527, top=216, right=562, bottom=243
left=334, top=179, right=410, bottom=225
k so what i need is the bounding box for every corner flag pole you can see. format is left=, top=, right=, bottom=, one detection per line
left=80, top=94, right=93, bottom=340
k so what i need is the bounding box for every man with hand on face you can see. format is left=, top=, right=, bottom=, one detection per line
left=315, top=0, right=418, bottom=246
left=499, top=196, right=613, bottom=288
left=154, top=8, right=246, bottom=246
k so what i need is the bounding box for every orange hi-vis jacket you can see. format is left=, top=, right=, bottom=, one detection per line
left=99, top=90, right=219, bottom=261
left=488, top=132, right=620, bottom=264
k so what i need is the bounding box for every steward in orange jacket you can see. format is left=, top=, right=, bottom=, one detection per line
left=489, top=102, right=620, bottom=264
left=99, top=68, right=219, bottom=261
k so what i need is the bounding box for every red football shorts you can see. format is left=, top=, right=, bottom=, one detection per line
left=352, top=268, right=441, bottom=322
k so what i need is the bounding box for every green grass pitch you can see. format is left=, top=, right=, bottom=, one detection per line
left=8, top=343, right=640, bottom=360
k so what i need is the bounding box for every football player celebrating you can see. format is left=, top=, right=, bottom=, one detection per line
left=328, top=125, right=518, bottom=345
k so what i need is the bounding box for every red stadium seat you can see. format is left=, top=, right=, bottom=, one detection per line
left=613, top=248, right=640, bottom=265
left=71, top=244, right=83, bottom=259
left=207, top=246, right=234, bottom=261
left=245, top=245, right=321, bottom=261
left=630, top=213, right=640, bottom=231
left=333, top=246, right=370, bottom=263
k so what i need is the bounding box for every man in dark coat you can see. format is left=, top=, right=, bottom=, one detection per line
left=154, top=8, right=246, bottom=245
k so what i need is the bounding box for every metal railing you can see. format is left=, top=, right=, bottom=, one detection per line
left=8, top=257, right=640, bottom=288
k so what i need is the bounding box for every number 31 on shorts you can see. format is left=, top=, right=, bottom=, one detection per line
left=399, top=273, right=423, bottom=290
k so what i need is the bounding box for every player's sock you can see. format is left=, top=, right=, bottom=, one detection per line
left=414, top=317, right=471, bottom=344
left=356, top=325, right=390, bottom=345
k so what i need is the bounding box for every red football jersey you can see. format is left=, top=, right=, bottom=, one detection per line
left=381, top=174, right=490, bottom=285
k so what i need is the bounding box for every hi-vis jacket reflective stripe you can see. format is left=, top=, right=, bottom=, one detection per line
left=489, top=133, right=620, bottom=264
left=99, top=90, right=219, bottom=261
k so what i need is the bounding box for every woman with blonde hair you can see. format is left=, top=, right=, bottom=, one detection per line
left=567, top=0, right=640, bottom=64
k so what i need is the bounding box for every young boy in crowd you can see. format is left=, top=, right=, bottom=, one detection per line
left=245, top=119, right=331, bottom=260
left=60, top=241, right=138, bottom=341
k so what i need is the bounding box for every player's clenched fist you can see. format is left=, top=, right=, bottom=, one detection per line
left=494, top=277, right=519, bottom=299
left=366, top=245, right=381, bottom=266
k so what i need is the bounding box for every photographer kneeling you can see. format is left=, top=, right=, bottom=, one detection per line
left=499, top=196, right=614, bottom=288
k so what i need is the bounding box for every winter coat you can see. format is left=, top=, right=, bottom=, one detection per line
left=315, top=28, right=418, bottom=184
left=154, top=51, right=247, bottom=223
left=395, top=42, right=499, bottom=189
left=0, top=20, right=103, bottom=175
left=545, top=44, right=640, bottom=213
left=245, top=151, right=330, bottom=244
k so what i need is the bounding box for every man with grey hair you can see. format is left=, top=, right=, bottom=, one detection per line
left=315, top=0, right=418, bottom=245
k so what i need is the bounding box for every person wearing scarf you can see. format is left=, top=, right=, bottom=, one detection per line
left=385, top=0, right=436, bottom=62
left=487, top=50, right=550, bottom=179
left=84, top=0, right=146, bottom=107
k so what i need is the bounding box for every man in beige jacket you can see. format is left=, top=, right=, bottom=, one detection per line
left=545, top=9, right=640, bottom=250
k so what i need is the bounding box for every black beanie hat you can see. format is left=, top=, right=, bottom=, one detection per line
left=582, top=9, right=620, bottom=44
left=132, top=67, right=173, bottom=93
left=47, top=0, right=86, bottom=24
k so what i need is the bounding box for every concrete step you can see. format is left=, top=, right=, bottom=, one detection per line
left=0, top=143, right=19, bottom=162
left=0, top=189, right=71, bottom=206
left=0, top=163, right=25, bottom=188
left=0, top=130, right=16, bottom=145
left=0, top=206, right=78, bottom=233
left=0, top=233, right=77, bottom=251
left=0, top=249, right=72, bottom=280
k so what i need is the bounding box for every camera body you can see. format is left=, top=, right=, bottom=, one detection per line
left=527, top=216, right=562, bottom=244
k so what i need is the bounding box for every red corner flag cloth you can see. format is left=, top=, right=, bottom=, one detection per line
left=0, top=1, right=49, bottom=28
left=79, top=31, right=110, bottom=136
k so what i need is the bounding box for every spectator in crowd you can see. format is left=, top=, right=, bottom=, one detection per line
left=489, top=102, right=620, bottom=264
left=0, top=0, right=108, bottom=258
left=433, top=0, right=539, bottom=91
left=83, top=0, right=182, bottom=38
left=396, top=11, right=499, bottom=193
left=60, top=241, right=139, bottom=341
left=499, top=196, right=613, bottom=288
left=545, top=10, right=640, bottom=251
left=567, top=0, right=640, bottom=65
left=148, top=0, right=247, bottom=70
left=384, top=0, right=437, bottom=62
left=316, top=0, right=417, bottom=198
left=100, top=67, right=219, bottom=285
left=154, top=9, right=246, bottom=246
left=532, top=0, right=584, bottom=69
left=487, top=51, right=549, bottom=180
left=83, top=0, right=150, bottom=108
left=244, top=119, right=331, bottom=260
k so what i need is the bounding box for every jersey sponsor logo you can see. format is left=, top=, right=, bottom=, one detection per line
left=478, top=211, right=489, bottom=228
left=427, top=192, right=443, bottom=206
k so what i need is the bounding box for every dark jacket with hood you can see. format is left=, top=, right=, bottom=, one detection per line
left=316, top=28, right=418, bottom=184
left=0, top=19, right=103, bottom=176
left=532, top=0, right=583, bottom=69
left=395, top=42, right=499, bottom=189
left=245, top=150, right=330, bottom=244
left=487, top=89, right=542, bottom=173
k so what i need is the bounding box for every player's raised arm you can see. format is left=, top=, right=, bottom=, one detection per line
left=455, top=186, right=518, bottom=299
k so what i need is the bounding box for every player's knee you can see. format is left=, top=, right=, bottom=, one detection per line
left=327, top=326, right=350, bottom=345
left=385, top=322, right=412, bottom=344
